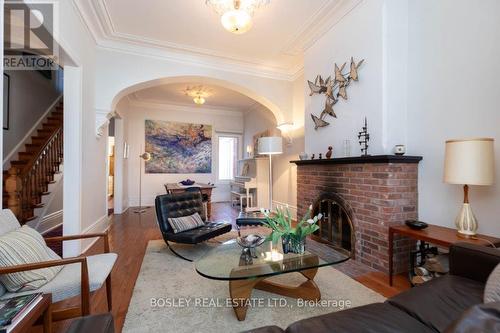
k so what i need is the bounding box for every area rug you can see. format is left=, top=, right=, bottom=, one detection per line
left=123, top=239, right=385, bottom=333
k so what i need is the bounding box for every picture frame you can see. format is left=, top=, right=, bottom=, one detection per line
left=3, top=73, right=10, bottom=130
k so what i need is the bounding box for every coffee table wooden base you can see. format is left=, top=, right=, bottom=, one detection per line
left=229, top=268, right=320, bottom=321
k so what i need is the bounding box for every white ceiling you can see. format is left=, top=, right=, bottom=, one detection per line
left=129, top=82, right=259, bottom=111
left=75, top=0, right=358, bottom=80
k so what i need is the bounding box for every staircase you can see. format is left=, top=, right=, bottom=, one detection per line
left=3, top=101, right=64, bottom=223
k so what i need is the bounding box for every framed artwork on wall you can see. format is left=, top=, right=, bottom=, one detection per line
left=144, top=119, right=212, bottom=174
left=3, top=73, right=10, bottom=130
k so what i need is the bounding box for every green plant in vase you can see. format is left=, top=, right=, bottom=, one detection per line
left=261, top=205, right=322, bottom=255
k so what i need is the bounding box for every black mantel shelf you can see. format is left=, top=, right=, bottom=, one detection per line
left=291, top=155, right=423, bottom=165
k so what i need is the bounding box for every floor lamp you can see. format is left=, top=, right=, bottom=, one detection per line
left=134, top=151, right=151, bottom=214
left=258, top=137, right=283, bottom=211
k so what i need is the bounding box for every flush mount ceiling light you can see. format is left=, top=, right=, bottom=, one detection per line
left=183, top=86, right=213, bottom=105
left=206, top=0, right=270, bottom=34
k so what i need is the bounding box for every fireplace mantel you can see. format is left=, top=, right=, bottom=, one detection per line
left=291, top=155, right=422, bottom=166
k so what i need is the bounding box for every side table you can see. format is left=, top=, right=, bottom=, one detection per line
left=8, top=293, right=52, bottom=333
left=388, top=224, right=500, bottom=286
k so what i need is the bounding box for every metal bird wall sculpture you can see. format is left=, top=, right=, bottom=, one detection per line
left=309, top=57, right=364, bottom=130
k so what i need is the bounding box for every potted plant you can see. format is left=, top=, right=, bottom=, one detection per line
left=261, top=205, right=322, bottom=254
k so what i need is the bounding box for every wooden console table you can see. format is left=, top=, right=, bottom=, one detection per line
left=388, top=224, right=500, bottom=286
left=165, top=183, right=215, bottom=219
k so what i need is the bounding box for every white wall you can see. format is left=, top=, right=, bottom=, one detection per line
left=120, top=100, right=244, bottom=206
left=57, top=1, right=108, bottom=256
left=406, top=0, right=500, bottom=236
left=3, top=69, right=61, bottom=160
left=302, top=0, right=500, bottom=236
left=304, top=0, right=385, bottom=157
left=242, top=98, right=304, bottom=218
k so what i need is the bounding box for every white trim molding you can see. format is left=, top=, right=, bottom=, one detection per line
left=73, top=0, right=361, bottom=82
left=96, top=108, right=116, bottom=137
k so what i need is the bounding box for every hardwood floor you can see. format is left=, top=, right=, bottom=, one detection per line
left=47, top=202, right=409, bottom=333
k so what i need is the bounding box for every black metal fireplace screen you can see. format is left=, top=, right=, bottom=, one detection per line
left=311, top=193, right=354, bottom=257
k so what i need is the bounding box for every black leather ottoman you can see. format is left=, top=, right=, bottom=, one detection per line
left=236, top=211, right=267, bottom=227
left=67, top=313, right=115, bottom=333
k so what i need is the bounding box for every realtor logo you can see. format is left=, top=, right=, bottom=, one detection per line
left=4, top=0, right=59, bottom=70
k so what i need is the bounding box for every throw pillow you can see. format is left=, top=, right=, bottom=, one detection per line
left=445, top=302, right=500, bottom=333
left=0, top=225, right=62, bottom=292
left=168, top=213, right=205, bottom=234
left=485, top=263, right=500, bottom=303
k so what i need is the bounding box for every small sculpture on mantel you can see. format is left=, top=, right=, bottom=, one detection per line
left=319, top=153, right=323, bottom=160
left=358, top=117, right=370, bottom=156
left=311, top=154, right=315, bottom=160
left=326, top=146, right=333, bottom=159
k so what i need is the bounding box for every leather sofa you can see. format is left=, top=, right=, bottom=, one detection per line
left=155, top=192, right=232, bottom=261
left=244, top=243, right=500, bottom=333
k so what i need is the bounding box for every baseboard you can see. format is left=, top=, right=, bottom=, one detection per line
left=80, top=215, right=111, bottom=254
left=28, top=210, right=63, bottom=234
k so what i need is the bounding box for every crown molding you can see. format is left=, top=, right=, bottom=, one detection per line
left=73, top=0, right=363, bottom=82
left=126, top=96, right=246, bottom=118
left=95, top=108, right=115, bottom=138
left=281, top=0, right=363, bottom=56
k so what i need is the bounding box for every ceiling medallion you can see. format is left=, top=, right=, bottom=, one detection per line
left=183, top=86, right=213, bottom=105
left=206, top=0, right=270, bottom=34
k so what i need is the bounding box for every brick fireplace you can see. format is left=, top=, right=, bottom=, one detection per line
left=293, top=155, right=422, bottom=274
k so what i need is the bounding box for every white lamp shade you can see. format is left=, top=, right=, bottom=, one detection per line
left=444, top=138, right=495, bottom=185
left=258, top=136, right=283, bottom=155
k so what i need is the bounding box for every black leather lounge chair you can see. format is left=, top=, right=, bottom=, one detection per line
left=155, top=192, right=232, bottom=261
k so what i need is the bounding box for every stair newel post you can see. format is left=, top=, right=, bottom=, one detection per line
left=5, top=168, right=22, bottom=219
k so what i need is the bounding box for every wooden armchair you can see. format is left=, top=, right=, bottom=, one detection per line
left=0, top=210, right=116, bottom=322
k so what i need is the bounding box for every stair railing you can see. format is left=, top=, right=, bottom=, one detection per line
left=5, top=125, right=63, bottom=223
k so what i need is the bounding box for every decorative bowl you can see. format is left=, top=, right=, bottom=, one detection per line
left=236, top=234, right=266, bottom=249
left=180, top=179, right=195, bottom=186
left=405, top=220, right=428, bottom=230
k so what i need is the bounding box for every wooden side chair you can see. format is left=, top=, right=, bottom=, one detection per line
left=0, top=209, right=117, bottom=322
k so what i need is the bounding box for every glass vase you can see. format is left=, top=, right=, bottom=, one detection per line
left=281, top=235, right=290, bottom=254
left=289, top=237, right=306, bottom=254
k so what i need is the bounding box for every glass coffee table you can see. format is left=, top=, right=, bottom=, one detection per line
left=195, top=239, right=350, bottom=321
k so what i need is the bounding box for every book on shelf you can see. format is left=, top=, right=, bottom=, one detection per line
left=0, top=293, right=43, bottom=333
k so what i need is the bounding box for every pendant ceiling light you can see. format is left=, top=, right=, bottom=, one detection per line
left=206, top=0, right=270, bottom=34
left=183, top=86, right=213, bottom=105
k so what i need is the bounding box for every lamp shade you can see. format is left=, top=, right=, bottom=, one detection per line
left=258, top=137, right=283, bottom=155
left=444, top=138, right=495, bottom=185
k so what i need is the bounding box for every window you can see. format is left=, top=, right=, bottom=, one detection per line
left=218, top=136, right=238, bottom=180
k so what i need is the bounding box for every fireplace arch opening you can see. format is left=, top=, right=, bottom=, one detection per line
left=311, top=193, right=355, bottom=257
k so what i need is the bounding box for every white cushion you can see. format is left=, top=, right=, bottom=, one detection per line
left=0, top=210, right=21, bottom=236
left=485, top=263, right=500, bottom=303
left=0, top=225, right=62, bottom=292
left=168, top=213, right=205, bottom=233
left=1, top=253, right=117, bottom=303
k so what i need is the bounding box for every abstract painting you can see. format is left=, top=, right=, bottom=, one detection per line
left=145, top=120, right=212, bottom=174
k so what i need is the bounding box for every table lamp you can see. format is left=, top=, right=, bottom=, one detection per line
left=443, top=138, right=495, bottom=236
left=258, top=136, right=283, bottom=210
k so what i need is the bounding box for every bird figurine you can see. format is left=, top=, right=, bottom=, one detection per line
left=334, top=63, right=347, bottom=83
left=307, top=75, right=331, bottom=96
left=349, top=57, right=364, bottom=81
left=326, top=146, right=333, bottom=159
left=321, top=98, right=337, bottom=119
left=311, top=114, right=329, bottom=130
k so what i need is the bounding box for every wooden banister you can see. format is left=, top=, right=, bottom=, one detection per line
left=5, top=122, right=63, bottom=223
